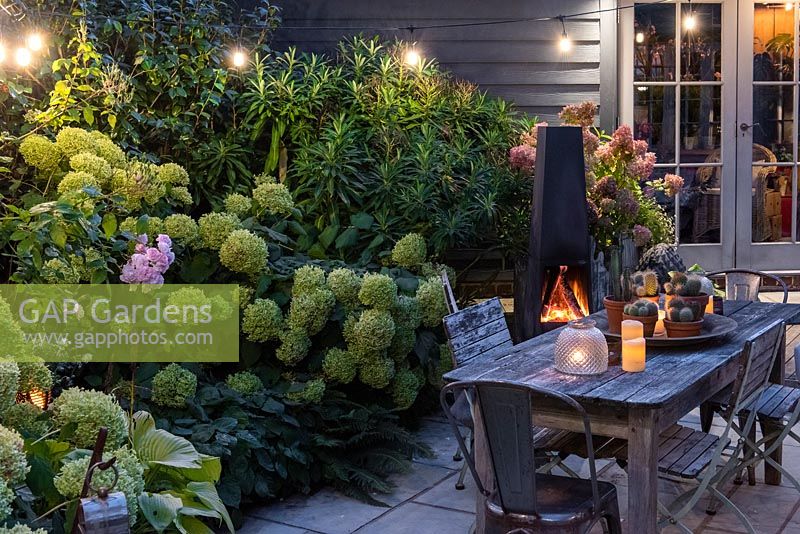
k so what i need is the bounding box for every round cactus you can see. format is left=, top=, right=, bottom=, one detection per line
left=624, top=299, right=658, bottom=317
left=666, top=298, right=700, bottom=322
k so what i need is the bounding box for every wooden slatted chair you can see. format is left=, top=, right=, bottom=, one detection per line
left=607, top=322, right=784, bottom=532
left=441, top=380, right=623, bottom=534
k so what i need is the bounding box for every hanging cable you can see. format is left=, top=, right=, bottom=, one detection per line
left=558, top=16, right=572, bottom=52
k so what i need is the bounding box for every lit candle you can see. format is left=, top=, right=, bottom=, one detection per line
left=705, top=297, right=714, bottom=315
left=621, top=319, right=643, bottom=341
left=622, top=337, right=646, bottom=372
left=570, top=349, right=588, bottom=367
left=653, top=310, right=666, bottom=336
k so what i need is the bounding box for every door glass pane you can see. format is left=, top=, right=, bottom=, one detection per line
left=680, top=85, right=721, bottom=163
left=634, top=86, right=676, bottom=162
left=681, top=3, right=722, bottom=81
left=753, top=3, right=795, bottom=81
left=680, top=166, right=721, bottom=244
left=634, top=3, right=677, bottom=81
left=752, top=165, right=791, bottom=242
left=753, top=85, right=795, bottom=160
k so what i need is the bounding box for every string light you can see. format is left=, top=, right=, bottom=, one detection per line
left=231, top=49, right=247, bottom=68
left=14, top=46, right=31, bottom=67
left=404, top=48, right=421, bottom=66
left=26, top=32, right=43, bottom=51
left=684, top=0, right=697, bottom=31
left=635, top=32, right=645, bottom=43
left=558, top=16, right=571, bottom=52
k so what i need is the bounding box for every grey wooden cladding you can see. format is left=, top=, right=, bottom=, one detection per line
left=443, top=297, right=513, bottom=366
left=271, top=0, right=603, bottom=117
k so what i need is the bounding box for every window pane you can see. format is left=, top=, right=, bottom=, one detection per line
left=753, top=3, right=795, bottom=81
left=681, top=3, right=722, bottom=81
left=752, top=165, right=793, bottom=242
left=679, top=166, right=721, bottom=244
left=634, top=86, right=676, bottom=163
left=680, top=85, right=721, bottom=163
left=754, top=85, right=795, bottom=161
left=635, top=3, right=676, bottom=81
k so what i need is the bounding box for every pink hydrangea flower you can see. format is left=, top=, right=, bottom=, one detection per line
left=609, top=124, right=635, bottom=155
left=633, top=224, right=653, bottom=247
left=627, top=152, right=656, bottom=180
left=120, top=234, right=175, bottom=286
left=664, top=173, right=684, bottom=196
left=559, top=101, right=597, bottom=128
left=509, top=144, right=536, bottom=172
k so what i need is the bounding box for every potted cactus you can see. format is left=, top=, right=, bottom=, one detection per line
left=664, top=298, right=704, bottom=338
left=663, top=272, right=710, bottom=317
left=631, top=270, right=660, bottom=303
left=622, top=299, right=659, bottom=337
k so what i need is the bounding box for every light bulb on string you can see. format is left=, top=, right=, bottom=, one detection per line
left=26, top=33, right=43, bottom=52
left=635, top=32, right=645, bottom=43
left=404, top=48, right=421, bottom=67
left=684, top=0, right=697, bottom=31
left=231, top=49, right=247, bottom=68
left=558, top=16, right=571, bottom=52
left=15, top=47, right=31, bottom=67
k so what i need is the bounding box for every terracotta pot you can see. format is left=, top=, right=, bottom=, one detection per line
left=664, top=293, right=674, bottom=307
left=604, top=296, right=628, bottom=334
left=622, top=313, right=658, bottom=338
left=679, top=293, right=710, bottom=319
left=663, top=319, right=703, bottom=338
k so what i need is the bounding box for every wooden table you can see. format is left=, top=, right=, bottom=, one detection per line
left=444, top=301, right=800, bottom=534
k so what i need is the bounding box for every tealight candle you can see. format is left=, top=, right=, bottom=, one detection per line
left=653, top=310, right=666, bottom=336
left=621, top=319, right=643, bottom=341
left=705, top=297, right=714, bottom=315
left=622, top=337, right=646, bottom=372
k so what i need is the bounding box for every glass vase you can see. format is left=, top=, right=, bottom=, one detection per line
left=554, top=318, right=609, bottom=375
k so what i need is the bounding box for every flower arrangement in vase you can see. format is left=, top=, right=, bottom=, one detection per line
left=623, top=299, right=659, bottom=337
left=664, top=298, right=704, bottom=338
left=664, top=272, right=710, bottom=317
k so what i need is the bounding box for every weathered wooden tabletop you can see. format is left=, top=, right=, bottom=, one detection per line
left=444, top=300, right=800, bottom=534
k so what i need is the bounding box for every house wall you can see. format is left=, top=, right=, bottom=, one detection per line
left=271, top=0, right=610, bottom=124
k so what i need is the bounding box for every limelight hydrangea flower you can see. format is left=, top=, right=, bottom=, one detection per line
left=51, top=387, right=129, bottom=449
left=358, top=273, right=398, bottom=310
left=254, top=173, right=276, bottom=186
left=345, top=309, right=395, bottom=358
left=416, top=277, right=449, bottom=328
left=388, top=326, right=416, bottom=362
left=242, top=299, right=283, bottom=342
left=120, top=234, right=175, bottom=285
left=391, top=368, right=421, bottom=409
left=70, top=152, right=112, bottom=184
left=17, top=361, right=52, bottom=392
left=0, top=364, right=20, bottom=413
left=219, top=229, right=269, bottom=275
left=166, top=287, right=209, bottom=312
left=226, top=371, right=263, bottom=395
left=359, top=357, right=395, bottom=389
left=169, top=186, right=193, bottom=205
left=238, top=286, right=255, bottom=309
left=286, top=288, right=335, bottom=335
left=151, top=363, right=197, bottom=408
left=322, top=348, right=358, bottom=383
left=1, top=402, right=48, bottom=437
left=391, top=233, right=427, bottom=268
left=293, top=265, right=326, bottom=295
left=224, top=193, right=253, bottom=218
left=276, top=328, right=312, bottom=366
left=0, top=483, right=13, bottom=524
left=57, top=171, right=101, bottom=195
left=157, top=162, right=189, bottom=186
left=327, top=268, right=361, bottom=307
left=392, top=295, right=422, bottom=330
left=0, top=424, right=28, bottom=484
left=41, top=258, right=81, bottom=284
left=55, top=127, right=96, bottom=158
left=164, top=214, right=199, bottom=246
left=253, top=182, right=294, bottom=216
left=90, top=132, right=126, bottom=168
left=288, top=378, right=326, bottom=404
left=210, top=294, right=233, bottom=321
left=198, top=212, right=241, bottom=249
left=0, top=523, right=47, bottom=534
left=19, top=134, right=62, bottom=173
left=120, top=216, right=165, bottom=236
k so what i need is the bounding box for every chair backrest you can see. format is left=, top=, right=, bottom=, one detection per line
left=441, top=271, right=459, bottom=314
left=707, top=269, right=788, bottom=303
left=440, top=380, right=599, bottom=516
left=723, top=321, right=785, bottom=418
left=443, top=297, right=513, bottom=368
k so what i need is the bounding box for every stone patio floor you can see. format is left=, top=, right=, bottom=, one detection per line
left=243, top=292, right=800, bottom=533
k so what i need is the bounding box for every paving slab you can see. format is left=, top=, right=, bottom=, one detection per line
left=412, top=419, right=464, bottom=470
left=237, top=518, right=312, bottom=534
left=382, top=462, right=455, bottom=505
left=413, top=472, right=477, bottom=513
left=354, top=502, right=474, bottom=533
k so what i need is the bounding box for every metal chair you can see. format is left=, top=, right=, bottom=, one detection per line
left=706, top=268, right=788, bottom=303
left=441, top=380, right=622, bottom=534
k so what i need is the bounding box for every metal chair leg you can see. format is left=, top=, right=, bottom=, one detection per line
left=455, top=431, right=472, bottom=490
left=453, top=446, right=462, bottom=462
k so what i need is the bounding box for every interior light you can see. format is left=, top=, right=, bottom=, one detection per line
left=787, top=2, right=794, bottom=10
left=684, top=13, right=696, bottom=31
left=635, top=32, right=645, bottom=43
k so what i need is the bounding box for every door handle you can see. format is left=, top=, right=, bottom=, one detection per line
left=740, top=122, right=760, bottom=132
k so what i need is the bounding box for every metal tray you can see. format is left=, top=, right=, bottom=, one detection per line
left=602, top=313, right=738, bottom=347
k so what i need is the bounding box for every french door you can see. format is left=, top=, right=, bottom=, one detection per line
left=622, top=0, right=800, bottom=271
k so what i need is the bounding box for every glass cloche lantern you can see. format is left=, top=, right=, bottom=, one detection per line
left=554, top=318, right=609, bottom=375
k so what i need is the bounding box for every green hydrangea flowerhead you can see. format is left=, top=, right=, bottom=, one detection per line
left=416, top=277, right=449, bottom=328
left=224, top=193, right=253, bottom=218
left=57, top=170, right=100, bottom=195
left=219, top=229, right=269, bottom=275
left=391, top=368, right=421, bottom=409
left=1, top=402, right=48, bottom=436
left=17, top=361, right=53, bottom=392
left=166, top=287, right=210, bottom=318
left=55, top=127, right=96, bottom=159
left=0, top=364, right=20, bottom=413
left=286, top=288, right=335, bottom=335
left=54, top=448, right=144, bottom=526
left=253, top=182, right=294, bottom=216
left=242, top=298, right=283, bottom=342
left=115, top=161, right=165, bottom=207
left=322, top=347, right=358, bottom=383
left=345, top=309, right=395, bottom=358
left=0, top=484, right=13, bottom=524
left=359, top=357, right=395, bottom=389
left=0, top=523, right=47, bottom=534
left=120, top=215, right=165, bottom=237
left=388, top=326, right=417, bottom=362
left=392, top=233, right=427, bottom=268
left=276, top=328, right=312, bottom=366
left=91, top=134, right=126, bottom=168
left=293, top=265, right=327, bottom=295
left=288, top=378, right=326, bottom=404
left=164, top=214, right=199, bottom=246
left=70, top=152, right=112, bottom=185
left=0, top=425, right=27, bottom=484
left=198, top=212, right=241, bottom=249
left=327, top=268, right=361, bottom=307
left=169, top=186, right=193, bottom=205
left=51, top=387, right=128, bottom=449
left=254, top=173, right=276, bottom=186
left=238, top=286, right=255, bottom=309
left=19, top=134, right=62, bottom=173
left=41, top=257, right=81, bottom=284
left=420, top=262, right=457, bottom=284
left=151, top=363, right=197, bottom=408
left=393, top=295, right=422, bottom=330
left=210, top=294, right=233, bottom=321
left=226, top=371, right=263, bottom=395
left=157, top=162, right=189, bottom=186
left=358, top=273, right=398, bottom=310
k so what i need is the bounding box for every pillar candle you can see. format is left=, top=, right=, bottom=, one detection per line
left=653, top=310, right=666, bottom=336
left=621, top=319, right=643, bottom=341
left=622, top=337, right=646, bottom=372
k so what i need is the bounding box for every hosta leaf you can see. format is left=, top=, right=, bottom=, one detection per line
left=139, top=492, right=182, bottom=532
left=132, top=411, right=202, bottom=468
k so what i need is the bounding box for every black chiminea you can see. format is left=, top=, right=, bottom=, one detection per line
left=514, top=125, right=593, bottom=341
